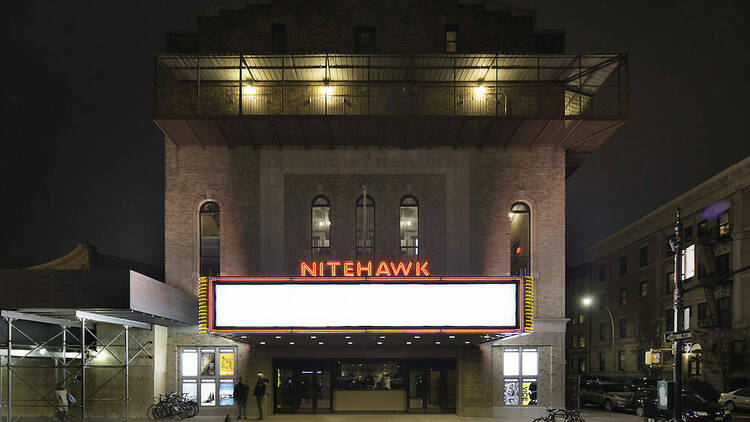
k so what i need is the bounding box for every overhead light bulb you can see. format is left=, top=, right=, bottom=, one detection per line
left=243, top=83, right=256, bottom=95
left=474, top=81, right=486, bottom=96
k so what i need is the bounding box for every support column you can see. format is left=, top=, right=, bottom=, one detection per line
left=7, top=319, right=12, bottom=422
left=152, top=326, right=168, bottom=400
left=124, top=326, right=129, bottom=422
left=80, top=319, right=86, bottom=422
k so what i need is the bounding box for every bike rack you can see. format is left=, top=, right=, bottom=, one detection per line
left=1, top=310, right=152, bottom=422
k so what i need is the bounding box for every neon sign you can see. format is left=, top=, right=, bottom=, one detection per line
left=299, top=260, right=430, bottom=277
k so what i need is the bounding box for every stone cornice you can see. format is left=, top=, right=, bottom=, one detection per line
left=587, top=156, right=750, bottom=260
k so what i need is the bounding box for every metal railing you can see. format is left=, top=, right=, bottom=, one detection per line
left=153, top=53, right=629, bottom=119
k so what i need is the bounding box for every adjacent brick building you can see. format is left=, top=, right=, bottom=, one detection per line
left=567, top=156, right=750, bottom=393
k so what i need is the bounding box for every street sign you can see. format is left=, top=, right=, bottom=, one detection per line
left=664, top=330, right=693, bottom=342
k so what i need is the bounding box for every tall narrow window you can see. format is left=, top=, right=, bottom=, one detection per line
left=400, top=195, right=419, bottom=256
left=619, top=255, right=627, bottom=275
left=509, top=202, right=530, bottom=276
left=355, top=27, right=376, bottom=53
left=445, top=25, right=458, bottom=53
left=200, top=202, right=220, bottom=276
left=639, top=246, right=648, bottom=267
left=718, top=210, right=730, bottom=237
left=356, top=195, right=375, bottom=257
left=271, top=23, right=287, bottom=53
left=311, top=195, right=331, bottom=256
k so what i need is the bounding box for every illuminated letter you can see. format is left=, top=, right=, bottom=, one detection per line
left=326, top=261, right=341, bottom=277
left=356, top=260, right=373, bottom=277
left=416, top=261, right=430, bottom=276
left=389, top=261, right=412, bottom=276
left=375, top=261, right=392, bottom=277
left=300, top=261, right=316, bottom=277
left=343, top=261, right=355, bottom=277
left=320, top=261, right=324, bottom=276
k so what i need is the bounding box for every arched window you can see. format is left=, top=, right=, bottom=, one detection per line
left=199, top=201, right=220, bottom=276
left=400, top=195, right=419, bottom=256
left=355, top=195, right=375, bottom=257
left=311, top=195, right=331, bottom=255
left=509, top=202, right=530, bottom=276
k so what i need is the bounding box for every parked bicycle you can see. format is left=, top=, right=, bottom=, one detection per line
left=532, top=407, right=585, bottom=422
left=147, top=392, right=199, bottom=420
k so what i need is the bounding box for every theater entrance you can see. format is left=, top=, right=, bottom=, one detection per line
left=273, top=358, right=456, bottom=414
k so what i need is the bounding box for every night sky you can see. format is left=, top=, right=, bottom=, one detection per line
left=1, top=1, right=748, bottom=271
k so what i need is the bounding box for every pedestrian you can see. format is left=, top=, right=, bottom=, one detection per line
left=233, top=376, right=249, bottom=419
left=53, top=383, right=68, bottom=422
left=253, top=372, right=269, bottom=420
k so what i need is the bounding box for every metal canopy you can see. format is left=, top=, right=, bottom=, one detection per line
left=157, top=53, right=620, bottom=96
left=0, top=270, right=198, bottom=327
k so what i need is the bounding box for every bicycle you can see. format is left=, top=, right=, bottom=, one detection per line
left=532, top=407, right=585, bottom=422
left=147, top=392, right=199, bottom=420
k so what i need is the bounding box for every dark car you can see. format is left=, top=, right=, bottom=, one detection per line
left=632, top=387, right=731, bottom=421
left=580, top=380, right=634, bottom=411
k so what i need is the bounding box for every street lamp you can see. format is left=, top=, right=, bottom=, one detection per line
left=582, top=296, right=616, bottom=381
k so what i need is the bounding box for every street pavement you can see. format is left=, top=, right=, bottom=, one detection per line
left=8, top=409, right=749, bottom=422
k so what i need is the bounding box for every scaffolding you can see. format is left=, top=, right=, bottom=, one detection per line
left=1, top=310, right=152, bottom=422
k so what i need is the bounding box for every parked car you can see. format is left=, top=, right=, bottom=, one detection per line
left=580, top=380, right=634, bottom=411
left=632, top=387, right=731, bottom=421
left=720, top=388, right=750, bottom=412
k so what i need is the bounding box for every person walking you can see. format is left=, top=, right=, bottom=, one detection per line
left=253, top=373, right=269, bottom=420
left=234, top=376, right=249, bottom=419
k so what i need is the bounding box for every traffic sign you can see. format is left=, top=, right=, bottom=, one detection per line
left=664, top=330, right=693, bottom=342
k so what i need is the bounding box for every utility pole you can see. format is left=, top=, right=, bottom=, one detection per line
left=671, top=209, right=683, bottom=422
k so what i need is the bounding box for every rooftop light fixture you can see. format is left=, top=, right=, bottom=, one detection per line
left=242, top=83, right=256, bottom=96
left=320, top=82, right=333, bottom=97
left=474, top=80, right=486, bottom=96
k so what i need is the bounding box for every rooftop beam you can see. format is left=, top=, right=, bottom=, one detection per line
left=1, top=310, right=77, bottom=327
left=75, top=311, right=151, bottom=330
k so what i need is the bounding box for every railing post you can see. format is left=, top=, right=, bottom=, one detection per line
left=281, top=56, right=285, bottom=115
left=238, top=55, right=243, bottom=116
left=196, top=56, right=200, bottom=114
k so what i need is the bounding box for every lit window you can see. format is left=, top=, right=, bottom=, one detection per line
left=718, top=211, right=730, bottom=237
left=619, top=288, right=627, bottom=306
left=503, top=348, right=538, bottom=406
left=355, top=195, right=375, bottom=257
left=400, top=195, right=419, bottom=256
left=618, top=351, right=625, bottom=371
left=311, top=195, right=331, bottom=256
left=509, top=202, right=530, bottom=276
left=577, top=334, right=586, bottom=348
left=640, top=281, right=648, bottom=299
left=181, top=347, right=236, bottom=407
left=445, top=25, right=458, bottom=53
left=200, top=202, right=220, bottom=277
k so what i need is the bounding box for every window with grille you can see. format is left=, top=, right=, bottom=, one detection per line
left=399, top=195, right=419, bottom=256
left=311, top=195, right=331, bottom=256
left=503, top=348, right=538, bottom=406
left=200, top=202, right=220, bottom=277
left=180, top=347, right=236, bottom=407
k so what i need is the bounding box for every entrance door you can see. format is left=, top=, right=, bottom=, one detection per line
left=426, top=369, right=443, bottom=412
left=275, top=368, right=295, bottom=413
left=273, top=362, right=332, bottom=414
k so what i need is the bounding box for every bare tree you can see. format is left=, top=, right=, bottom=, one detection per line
left=636, top=301, right=665, bottom=378
left=700, top=327, right=749, bottom=392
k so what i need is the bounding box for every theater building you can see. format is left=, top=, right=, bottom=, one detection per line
left=1, top=1, right=629, bottom=420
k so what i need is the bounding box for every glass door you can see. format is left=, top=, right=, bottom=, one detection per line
left=408, top=370, right=425, bottom=412
left=445, top=369, right=457, bottom=412
left=275, top=368, right=295, bottom=413
left=426, top=369, right=443, bottom=413
left=315, top=369, right=332, bottom=412
left=298, top=370, right=315, bottom=412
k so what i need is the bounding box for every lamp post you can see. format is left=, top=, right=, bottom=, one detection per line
left=582, top=297, right=616, bottom=381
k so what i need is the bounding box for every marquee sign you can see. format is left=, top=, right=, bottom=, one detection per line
left=198, top=274, right=533, bottom=335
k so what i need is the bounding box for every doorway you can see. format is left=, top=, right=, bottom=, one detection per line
left=274, top=361, right=332, bottom=413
